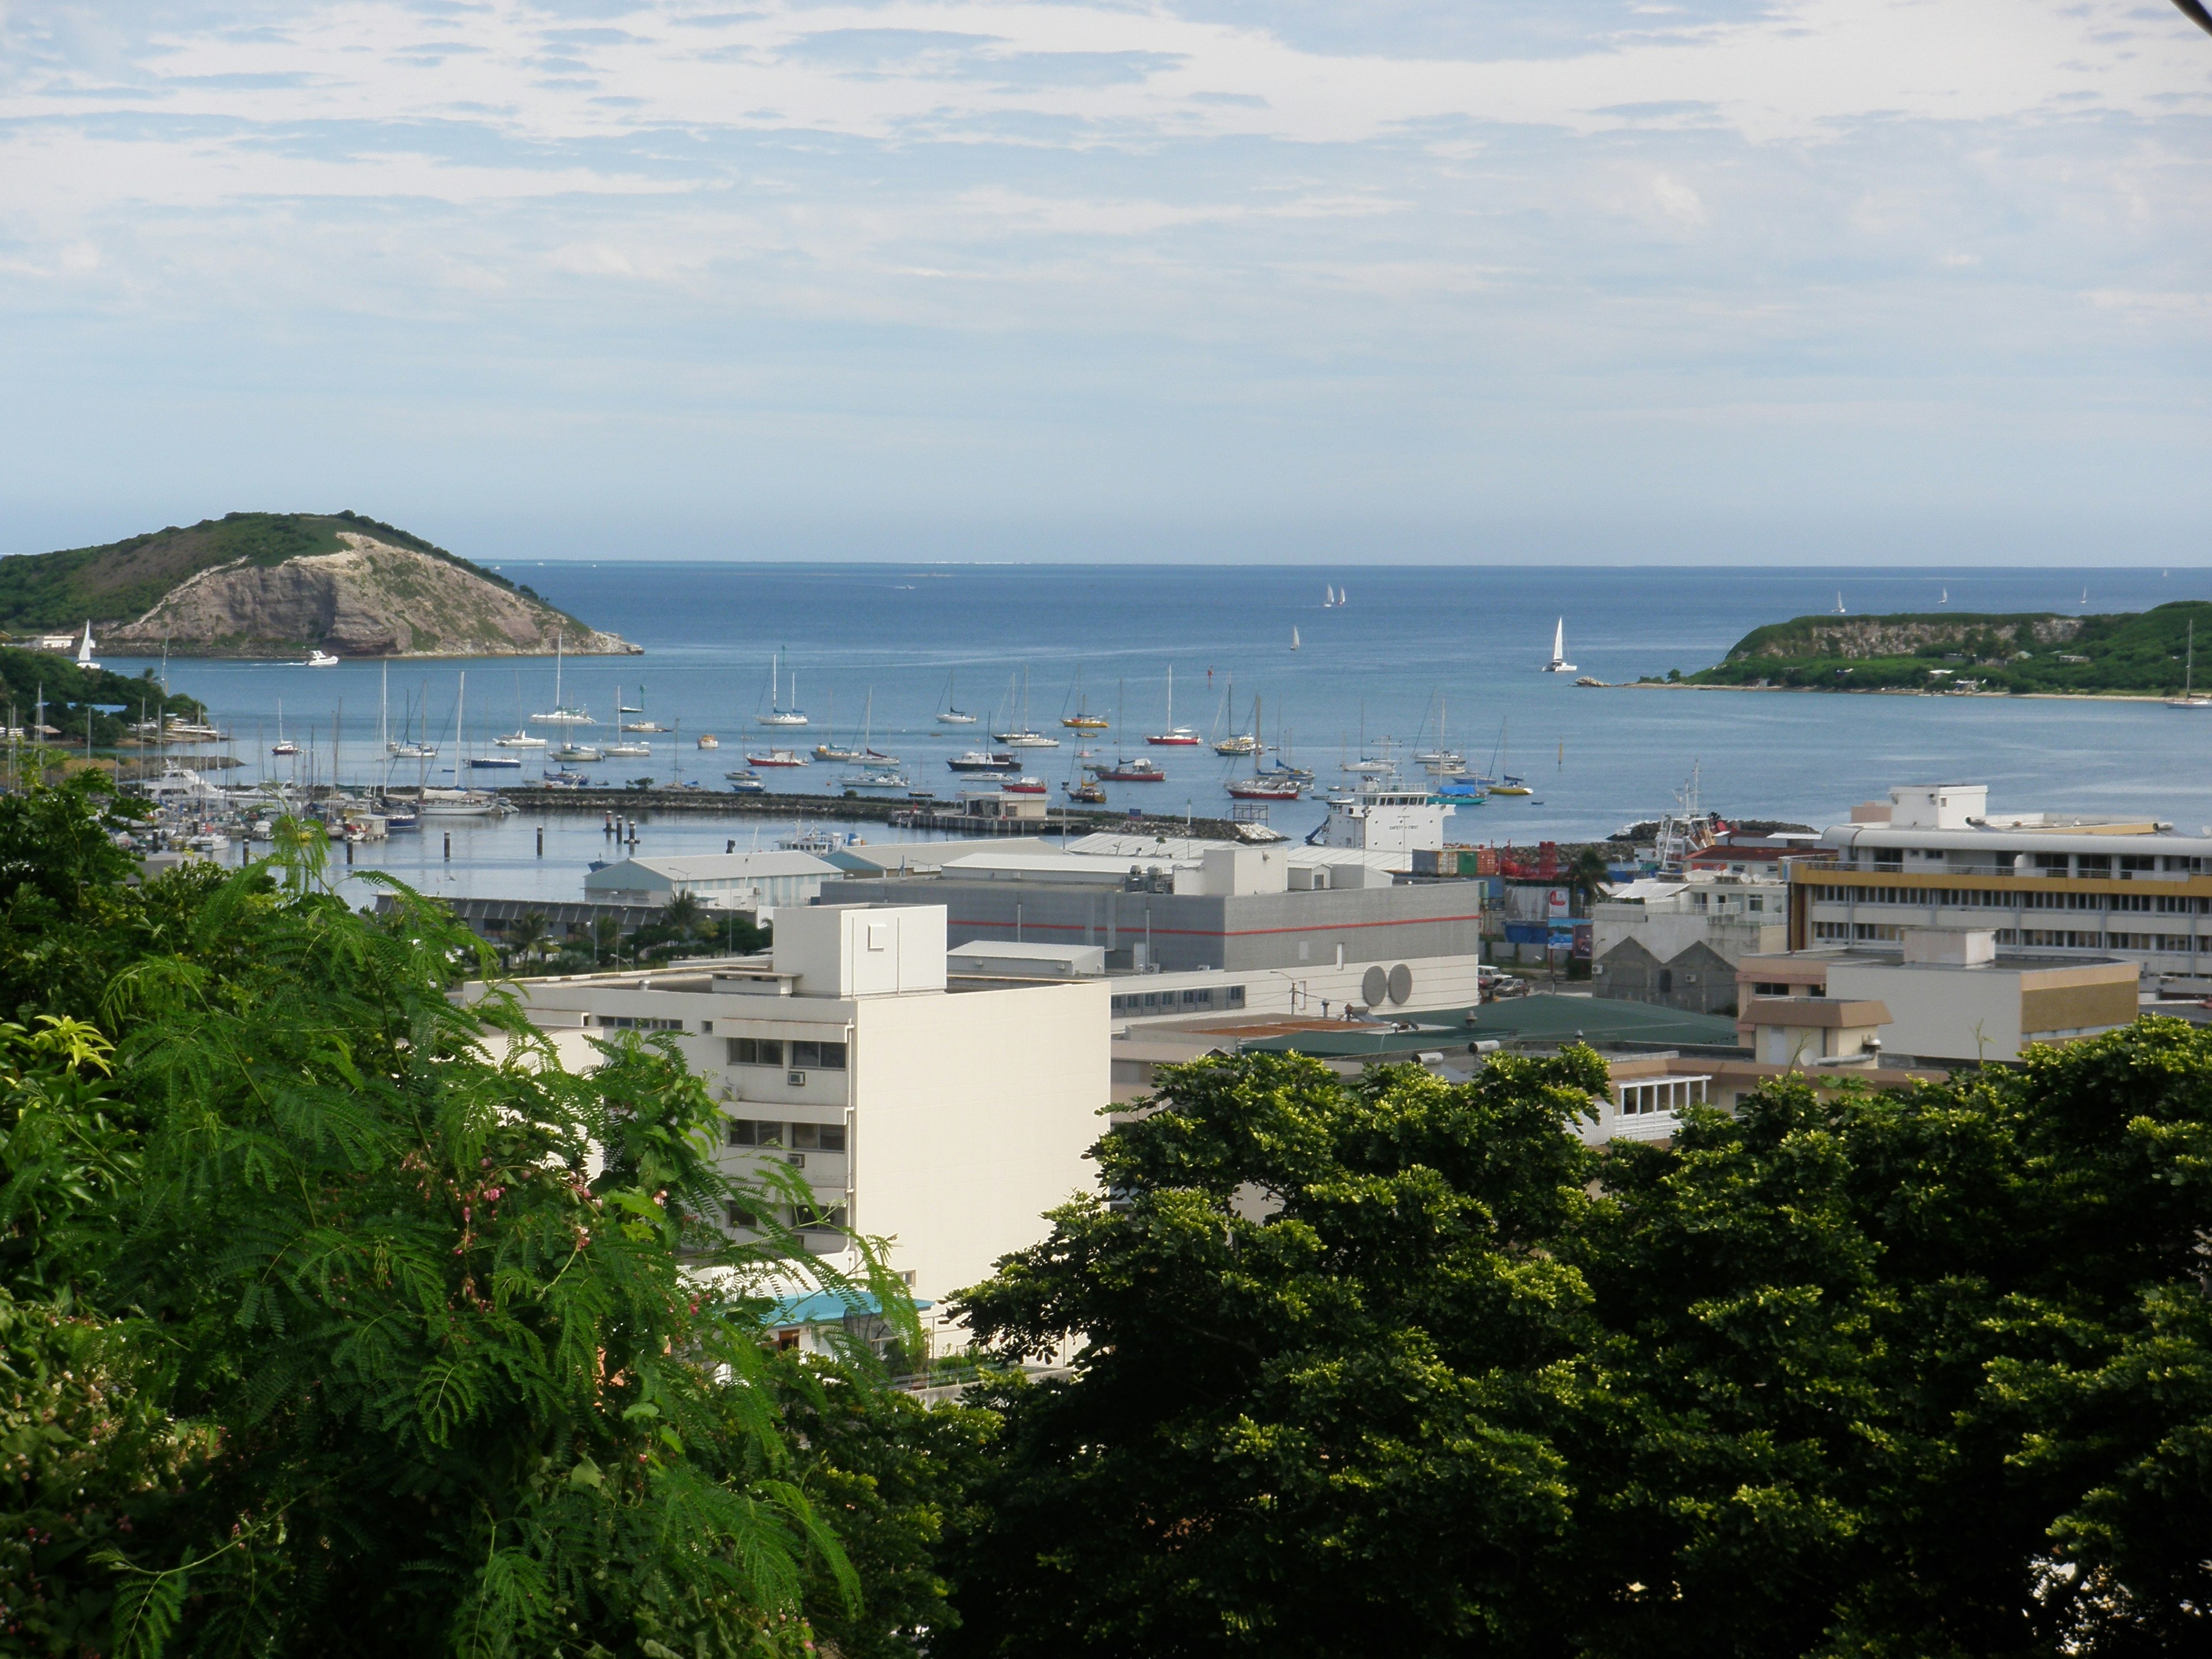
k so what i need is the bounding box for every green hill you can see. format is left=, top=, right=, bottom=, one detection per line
left=0, top=511, right=546, bottom=632
left=1649, top=602, right=2212, bottom=696
left=0, top=646, right=205, bottom=745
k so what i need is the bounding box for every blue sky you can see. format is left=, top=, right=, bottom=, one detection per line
left=3, top=0, right=2211, bottom=564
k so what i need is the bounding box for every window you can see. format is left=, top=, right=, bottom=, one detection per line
left=2033, top=853, right=2069, bottom=873
left=595, top=1016, right=685, bottom=1031
left=727, top=1118, right=783, bottom=1148
left=1813, top=921, right=1850, bottom=941
left=728, top=1037, right=785, bottom=1067
left=2158, top=935, right=2194, bottom=953
left=2077, top=855, right=2111, bottom=877
left=725, top=1202, right=759, bottom=1229
left=2120, top=855, right=2156, bottom=874
left=1754, top=982, right=1790, bottom=997
left=1228, top=985, right=1245, bottom=1008
left=790, top=1122, right=847, bottom=1152
left=790, top=1040, right=847, bottom=1070
left=798, top=1205, right=848, bottom=1234
left=1618, top=1077, right=1708, bottom=1116
left=1748, top=896, right=1763, bottom=912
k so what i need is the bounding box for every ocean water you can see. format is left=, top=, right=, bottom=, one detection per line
left=105, top=563, right=2212, bottom=904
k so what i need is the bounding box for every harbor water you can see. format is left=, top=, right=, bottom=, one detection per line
left=107, top=562, right=2212, bottom=904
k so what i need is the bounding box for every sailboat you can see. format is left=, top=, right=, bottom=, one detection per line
left=1940, top=588, right=1949, bottom=604
left=271, top=699, right=298, bottom=757
left=388, top=683, right=437, bottom=759
left=1227, top=695, right=1300, bottom=798
left=1323, top=585, right=1336, bottom=608
left=2171, top=621, right=2211, bottom=708
left=427, top=675, right=509, bottom=809
left=494, top=675, right=548, bottom=748
left=1834, top=591, right=1847, bottom=615
left=1414, top=693, right=1463, bottom=774
left=1486, top=719, right=1531, bottom=795
left=1541, top=618, right=1575, bottom=674
left=756, top=648, right=808, bottom=726
left=1291, top=626, right=1300, bottom=650
left=529, top=632, right=593, bottom=724
left=1146, top=666, right=1200, bottom=745
left=469, top=668, right=527, bottom=770
left=74, top=621, right=98, bottom=671
left=1213, top=675, right=1260, bottom=755
left=619, top=687, right=669, bottom=732
left=991, top=670, right=1058, bottom=747
left=814, top=692, right=863, bottom=762
left=935, top=672, right=978, bottom=725
left=1061, top=668, right=1109, bottom=730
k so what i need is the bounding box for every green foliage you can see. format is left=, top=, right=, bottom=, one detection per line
left=0, top=650, right=204, bottom=746
left=0, top=511, right=531, bottom=632
left=0, top=781, right=922, bottom=1657
left=1654, top=601, right=2212, bottom=695
left=949, top=1033, right=2212, bottom=1657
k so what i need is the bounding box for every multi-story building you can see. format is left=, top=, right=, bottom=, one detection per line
left=1794, top=783, right=2212, bottom=986
left=487, top=903, right=1108, bottom=1329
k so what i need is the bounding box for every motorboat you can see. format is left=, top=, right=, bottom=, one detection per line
left=997, top=731, right=1060, bottom=748
left=745, top=748, right=808, bottom=768
left=306, top=649, right=339, bottom=668
left=493, top=730, right=547, bottom=749
left=999, top=776, right=1048, bottom=794
left=696, top=733, right=719, bottom=749
left=725, top=769, right=767, bottom=792
left=947, top=750, right=1022, bottom=772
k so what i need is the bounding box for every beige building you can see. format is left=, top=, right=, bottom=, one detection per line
left=489, top=903, right=1109, bottom=1331
left=1738, top=927, right=2137, bottom=1065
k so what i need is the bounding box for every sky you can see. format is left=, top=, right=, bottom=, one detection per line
left=4, top=0, right=2212, bottom=565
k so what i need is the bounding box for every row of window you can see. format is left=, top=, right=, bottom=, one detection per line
left=727, top=1037, right=847, bottom=1070
left=728, top=1119, right=847, bottom=1151
left=1811, top=921, right=2202, bottom=954
left=1109, top=984, right=1247, bottom=1016
left=1862, top=853, right=2198, bottom=875
left=726, top=1202, right=847, bottom=1233
left=1808, top=885, right=2203, bottom=915
left=592, top=1015, right=687, bottom=1031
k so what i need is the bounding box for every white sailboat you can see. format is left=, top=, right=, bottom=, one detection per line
left=494, top=676, right=548, bottom=748
left=1323, top=585, right=1335, bottom=608
left=619, top=686, right=668, bottom=732
left=1940, top=588, right=1949, bottom=604
left=529, top=632, right=593, bottom=724
left=1291, top=626, right=1301, bottom=650
left=757, top=649, right=809, bottom=726
left=935, top=672, right=978, bottom=725
left=271, top=699, right=298, bottom=757
left=1541, top=618, right=1575, bottom=675
left=1833, top=591, right=1847, bottom=615
left=74, top=620, right=98, bottom=671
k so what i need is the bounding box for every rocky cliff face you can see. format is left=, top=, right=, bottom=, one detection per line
left=106, top=535, right=635, bottom=658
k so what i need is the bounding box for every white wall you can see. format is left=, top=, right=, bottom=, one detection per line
left=775, top=904, right=949, bottom=997
left=852, top=980, right=1110, bottom=1315
left=1827, top=961, right=2022, bottom=1062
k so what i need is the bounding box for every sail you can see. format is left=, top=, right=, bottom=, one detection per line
left=1551, top=618, right=1563, bottom=662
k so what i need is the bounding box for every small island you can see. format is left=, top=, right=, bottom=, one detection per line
left=1642, top=601, right=2212, bottom=698
left=0, top=510, right=636, bottom=660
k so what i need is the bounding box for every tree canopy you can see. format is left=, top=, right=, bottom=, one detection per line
left=949, top=1036, right=2212, bottom=1657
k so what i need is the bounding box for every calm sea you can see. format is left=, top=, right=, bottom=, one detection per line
left=104, top=564, right=2212, bottom=903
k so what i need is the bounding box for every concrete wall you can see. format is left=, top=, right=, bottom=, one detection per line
left=833, top=877, right=1483, bottom=974
left=1825, top=961, right=2024, bottom=1062
left=850, top=981, right=1109, bottom=1311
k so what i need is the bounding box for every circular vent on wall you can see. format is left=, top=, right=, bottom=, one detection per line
left=1388, top=964, right=1413, bottom=1005
left=1361, top=965, right=1388, bottom=1006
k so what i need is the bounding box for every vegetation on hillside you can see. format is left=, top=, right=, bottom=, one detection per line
left=0, top=646, right=204, bottom=744
left=1647, top=600, right=2212, bottom=694
left=0, top=511, right=560, bottom=632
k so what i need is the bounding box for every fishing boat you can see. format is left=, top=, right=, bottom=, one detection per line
left=306, top=649, right=339, bottom=668
left=947, top=750, right=1022, bottom=772
left=696, top=733, right=719, bottom=749
left=744, top=748, right=808, bottom=768
left=756, top=649, right=808, bottom=726
left=1541, top=619, right=1575, bottom=675
left=553, top=743, right=603, bottom=763
left=1000, top=776, right=1049, bottom=794
left=603, top=740, right=653, bottom=758
left=271, top=699, right=298, bottom=757
left=1147, top=666, right=1200, bottom=745
left=935, top=672, right=978, bottom=725
left=1089, top=757, right=1166, bottom=783
left=531, top=634, right=594, bottom=724
left=724, top=769, right=766, bottom=793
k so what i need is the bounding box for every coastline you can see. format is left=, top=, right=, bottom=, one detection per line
left=1608, top=681, right=2176, bottom=704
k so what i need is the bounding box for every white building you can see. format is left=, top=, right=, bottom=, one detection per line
left=582, top=850, right=840, bottom=916
left=1310, top=786, right=1455, bottom=854
left=494, top=903, right=1109, bottom=1335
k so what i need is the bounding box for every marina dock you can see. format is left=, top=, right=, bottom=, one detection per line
left=491, top=786, right=1249, bottom=839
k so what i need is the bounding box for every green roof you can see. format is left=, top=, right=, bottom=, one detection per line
left=1240, top=995, right=1744, bottom=1059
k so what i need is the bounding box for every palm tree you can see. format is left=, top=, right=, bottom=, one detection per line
left=507, top=911, right=551, bottom=969
left=660, top=891, right=707, bottom=938
left=1565, top=846, right=1612, bottom=916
